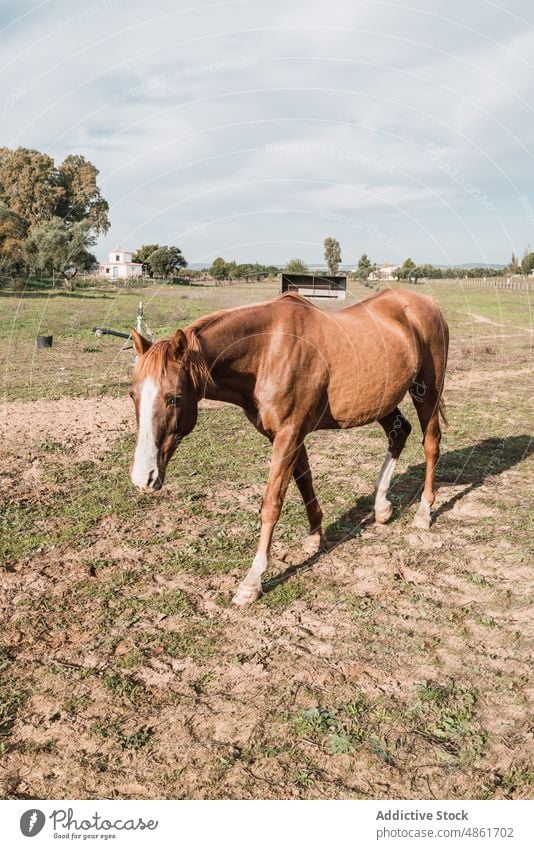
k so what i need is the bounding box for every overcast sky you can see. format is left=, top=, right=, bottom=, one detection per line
left=2, top=0, right=534, bottom=267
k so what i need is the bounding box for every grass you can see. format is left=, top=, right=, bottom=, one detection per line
left=293, top=680, right=484, bottom=767
left=0, top=278, right=532, bottom=799
left=260, top=578, right=306, bottom=608
left=0, top=279, right=280, bottom=400
left=407, top=681, right=485, bottom=758
left=0, top=649, right=28, bottom=756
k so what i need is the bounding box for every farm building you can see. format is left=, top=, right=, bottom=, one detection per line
left=368, top=263, right=400, bottom=281
left=281, top=272, right=347, bottom=300
left=99, top=248, right=143, bottom=280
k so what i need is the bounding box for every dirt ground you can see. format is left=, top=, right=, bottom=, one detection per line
left=0, top=282, right=532, bottom=799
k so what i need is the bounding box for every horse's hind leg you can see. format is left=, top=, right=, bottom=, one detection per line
left=293, top=445, right=325, bottom=554
left=410, top=373, right=443, bottom=530
left=375, top=408, right=412, bottom=523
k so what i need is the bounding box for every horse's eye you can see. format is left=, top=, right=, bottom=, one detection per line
left=167, top=395, right=181, bottom=406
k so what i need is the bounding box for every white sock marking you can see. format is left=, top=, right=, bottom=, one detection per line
left=242, top=552, right=268, bottom=589
left=131, top=377, right=159, bottom=488
left=375, top=451, right=396, bottom=513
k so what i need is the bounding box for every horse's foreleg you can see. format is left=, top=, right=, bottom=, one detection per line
left=293, top=444, right=325, bottom=554
left=232, top=428, right=302, bottom=606
left=375, top=408, right=412, bottom=523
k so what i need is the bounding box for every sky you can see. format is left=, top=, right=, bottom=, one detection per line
left=2, top=0, right=534, bottom=268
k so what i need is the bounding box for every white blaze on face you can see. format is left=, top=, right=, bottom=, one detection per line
left=131, top=377, right=159, bottom=489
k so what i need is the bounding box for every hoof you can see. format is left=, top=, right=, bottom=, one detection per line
left=375, top=500, right=393, bottom=524
left=302, top=532, right=326, bottom=555
left=412, top=508, right=432, bottom=530
left=232, top=583, right=262, bottom=606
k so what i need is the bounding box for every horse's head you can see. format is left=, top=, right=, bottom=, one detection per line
left=129, top=328, right=210, bottom=492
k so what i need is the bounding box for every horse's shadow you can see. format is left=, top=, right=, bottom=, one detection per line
left=263, top=434, right=532, bottom=593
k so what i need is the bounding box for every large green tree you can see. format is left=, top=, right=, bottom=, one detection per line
left=209, top=257, right=233, bottom=280
left=398, top=257, right=417, bottom=279
left=521, top=250, right=534, bottom=275
left=132, top=244, right=160, bottom=277
left=356, top=253, right=373, bottom=280
left=147, top=245, right=187, bottom=279
left=0, top=147, right=109, bottom=235
left=56, top=154, right=110, bottom=234
left=0, top=201, right=26, bottom=274
left=324, top=236, right=341, bottom=275
left=23, top=217, right=96, bottom=286
left=284, top=258, right=309, bottom=273
left=0, top=147, right=63, bottom=229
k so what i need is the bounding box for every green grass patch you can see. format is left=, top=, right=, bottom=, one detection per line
left=261, top=578, right=306, bottom=608
left=0, top=648, right=28, bottom=756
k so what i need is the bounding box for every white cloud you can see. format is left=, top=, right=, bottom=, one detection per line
left=1, top=0, right=533, bottom=265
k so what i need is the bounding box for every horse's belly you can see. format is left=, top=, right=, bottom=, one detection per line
left=326, top=358, right=417, bottom=427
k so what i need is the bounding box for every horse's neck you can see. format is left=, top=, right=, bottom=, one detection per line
left=192, top=309, right=262, bottom=407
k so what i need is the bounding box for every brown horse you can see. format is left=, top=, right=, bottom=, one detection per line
left=129, top=288, right=448, bottom=605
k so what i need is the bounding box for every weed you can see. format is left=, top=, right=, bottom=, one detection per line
left=103, top=672, right=145, bottom=702
left=408, top=680, right=485, bottom=757
left=92, top=719, right=155, bottom=750
left=261, top=579, right=306, bottom=608
left=0, top=649, right=28, bottom=752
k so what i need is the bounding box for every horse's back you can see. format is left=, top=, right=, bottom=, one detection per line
left=316, top=289, right=445, bottom=427
left=242, top=288, right=447, bottom=431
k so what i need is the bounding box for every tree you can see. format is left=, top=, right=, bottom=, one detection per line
left=510, top=253, right=519, bottom=274
left=0, top=202, right=26, bottom=274
left=56, top=154, right=110, bottom=235
left=234, top=263, right=254, bottom=282
left=147, top=245, right=187, bottom=279
left=132, top=244, right=160, bottom=277
left=23, top=218, right=96, bottom=287
left=0, top=147, right=109, bottom=234
left=398, top=257, right=417, bottom=279
left=209, top=257, right=232, bottom=280
left=324, top=237, right=341, bottom=275
left=0, top=147, right=63, bottom=229
left=284, top=258, right=309, bottom=273
left=521, top=250, right=534, bottom=275
left=356, top=253, right=373, bottom=280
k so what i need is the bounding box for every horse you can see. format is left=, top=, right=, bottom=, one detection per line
left=129, top=288, right=449, bottom=605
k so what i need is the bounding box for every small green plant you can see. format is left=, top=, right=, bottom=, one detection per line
left=103, top=672, right=144, bottom=702
left=0, top=649, right=28, bottom=752
left=261, top=579, right=306, bottom=609
left=92, top=719, right=155, bottom=750
left=408, top=680, right=485, bottom=757
left=296, top=707, right=337, bottom=736
left=477, top=615, right=497, bottom=628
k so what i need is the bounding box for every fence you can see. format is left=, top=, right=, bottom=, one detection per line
left=453, top=277, right=534, bottom=291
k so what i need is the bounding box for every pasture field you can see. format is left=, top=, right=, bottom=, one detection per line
left=0, top=279, right=532, bottom=799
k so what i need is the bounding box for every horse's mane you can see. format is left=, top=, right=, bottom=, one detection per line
left=136, top=330, right=213, bottom=394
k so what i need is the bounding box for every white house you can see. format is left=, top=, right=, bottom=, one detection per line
left=368, top=263, right=400, bottom=281
left=100, top=248, right=143, bottom=279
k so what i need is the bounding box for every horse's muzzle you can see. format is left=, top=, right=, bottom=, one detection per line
left=131, top=467, right=164, bottom=493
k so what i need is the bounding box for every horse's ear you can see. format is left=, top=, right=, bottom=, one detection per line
left=131, top=329, right=152, bottom=355
left=170, top=328, right=188, bottom=359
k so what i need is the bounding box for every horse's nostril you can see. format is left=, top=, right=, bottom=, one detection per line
left=147, top=470, right=154, bottom=486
